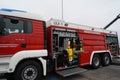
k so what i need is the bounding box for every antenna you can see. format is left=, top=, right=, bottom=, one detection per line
left=61, top=0, right=64, bottom=21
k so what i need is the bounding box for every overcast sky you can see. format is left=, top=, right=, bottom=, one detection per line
left=0, top=0, right=120, bottom=38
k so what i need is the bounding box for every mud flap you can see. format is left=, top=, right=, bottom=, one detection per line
left=56, top=67, right=87, bottom=77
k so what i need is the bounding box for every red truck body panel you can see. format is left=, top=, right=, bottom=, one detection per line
left=26, top=20, right=45, bottom=50
left=78, top=30, right=107, bottom=65
left=46, top=25, right=117, bottom=66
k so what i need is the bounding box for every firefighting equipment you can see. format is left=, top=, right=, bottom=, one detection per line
left=66, top=40, right=73, bottom=61
left=66, top=48, right=73, bottom=61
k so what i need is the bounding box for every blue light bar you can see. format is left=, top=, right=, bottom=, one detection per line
left=0, top=8, right=27, bottom=13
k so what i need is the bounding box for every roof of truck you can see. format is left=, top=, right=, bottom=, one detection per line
left=0, top=10, right=44, bottom=21
left=47, top=19, right=117, bottom=35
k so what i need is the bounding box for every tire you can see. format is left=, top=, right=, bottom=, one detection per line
left=14, top=60, right=43, bottom=80
left=102, top=54, right=111, bottom=66
left=92, top=54, right=101, bottom=69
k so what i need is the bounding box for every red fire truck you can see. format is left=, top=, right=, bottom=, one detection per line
left=0, top=9, right=119, bottom=80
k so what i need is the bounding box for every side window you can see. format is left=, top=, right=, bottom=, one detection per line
left=0, top=16, right=32, bottom=35
left=4, top=18, right=24, bottom=34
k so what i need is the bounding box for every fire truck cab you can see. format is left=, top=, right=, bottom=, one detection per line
left=0, top=10, right=47, bottom=80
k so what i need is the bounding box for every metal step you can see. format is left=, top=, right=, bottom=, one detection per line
left=0, top=62, right=9, bottom=73
left=56, top=67, right=87, bottom=77
left=0, top=56, right=11, bottom=73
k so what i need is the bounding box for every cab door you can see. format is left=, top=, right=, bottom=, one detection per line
left=0, top=15, right=31, bottom=55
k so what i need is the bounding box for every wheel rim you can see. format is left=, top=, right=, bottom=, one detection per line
left=21, top=65, right=38, bottom=80
left=93, top=57, right=100, bottom=66
left=105, top=56, right=110, bottom=64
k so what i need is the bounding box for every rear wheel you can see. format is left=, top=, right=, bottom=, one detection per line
left=15, top=60, right=43, bottom=80
left=92, top=54, right=101, bottom=69
left=102, top=54, right=111, bottom=66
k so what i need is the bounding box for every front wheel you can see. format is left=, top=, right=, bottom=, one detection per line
left=15, top=60, right=43, bottom=80
left=92, top=54, right=101, bottom=69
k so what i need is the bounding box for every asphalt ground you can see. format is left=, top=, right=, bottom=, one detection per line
left=43, top=64, right=120, bottom=80
left=0, top=64, right=120, bottom=80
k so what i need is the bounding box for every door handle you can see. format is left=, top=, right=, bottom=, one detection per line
left=21, top=43, right=26, bottom=48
